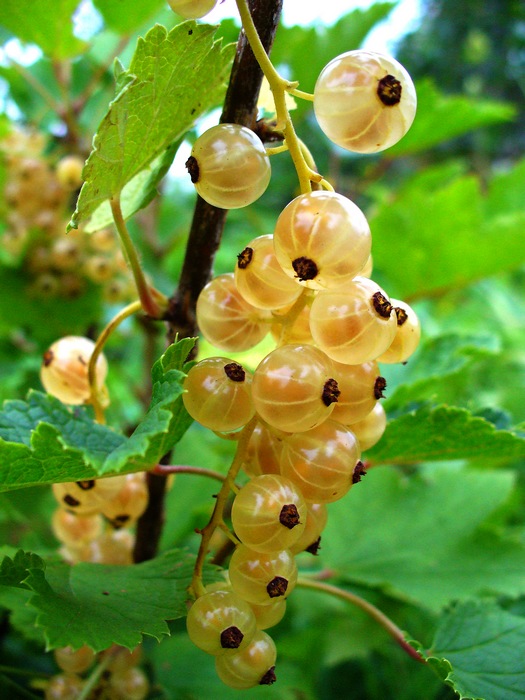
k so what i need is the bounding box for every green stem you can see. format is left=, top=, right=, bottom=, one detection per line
left=235, top=0, right=322, bottom=193
left=88, top=299, right=142, bottom=423
left=77, top=650, right=114, bottom=700
left=297, top=576, right=426, bottom=664
left=0, top=673, right=41, bottom=700
left=0, top=666, right=49, bottom=678
left=191, top=416, right=258, bottom=598
left=110, top=196, right=168, bottom=319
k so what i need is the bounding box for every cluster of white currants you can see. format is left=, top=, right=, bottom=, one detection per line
left=45, top=644, right=147, bottom=700
left=39, top=336, right=149, bottom=565
left=181, top=50, right=420, bottom=688
left=0, top=128, right=135, bottom=303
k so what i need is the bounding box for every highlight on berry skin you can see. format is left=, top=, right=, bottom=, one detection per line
left=187, top=123, right=271, bottom=209
left=313, top=50, right=417, bottom=153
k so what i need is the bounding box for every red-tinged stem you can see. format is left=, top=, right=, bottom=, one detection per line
left=151, top=464, right=227, bottom=484
left=297, top=576, right=426, bottom=664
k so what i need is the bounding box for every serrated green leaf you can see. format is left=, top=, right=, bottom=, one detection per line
left=0, top=339, right=195, bottom=492
left=427, top=600, right=525, bottom=700
left=371, top=159, right=525, bottom=300
left=388, top=79, right=516, bottom=157
left=366, top=404, right=525, bottom=465
left=70, top=23, right=235, bottom=228
left=0, top=0, right=86, bottom=59
left=0, top=549, right=44, bottom=588
left=93, top=0, right=165, bottom=34
left=0, top=548, right=216, bottom=652
left=322, top=466, right=525, bottom=611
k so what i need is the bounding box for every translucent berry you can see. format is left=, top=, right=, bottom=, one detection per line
left=377, top=299, right=421, bottom=363
left=55, top=155, right=84, bottom=190
left=229, top=545, right=298, bottom=605
left=250, top=599, right=286, bottom=630
left=52, top=476, right=127, bottom=516
left=196, top=273, right=271, bottom=352
left=280, top=420, right=361, bottom=503
left=73, top=528, right=134, bottom=565
left=270, top=302, right=313, bottom=345
left=350, top=402, right=387, bottom=451
left=182, top=357, right=255, bottom=432
left=234, top=235, right=302, bottom=310
left=273, top=191, right=371, bottom=290
left=309, top=277, right=397, bottom=364
left=251, top=344, right=339, bottom=433
left=167, top=0, right=217, bottom=19
left=186, top=590, right=257, bottom=655
left=100, top=473, right=149, bottom=528
left=40, top=336, right=108, bottom=405
left=313, top=50, right=417, bottom=153
left=330, top=360, right=384, bottom=425
left=231, top=474, right=307, bottom=553
left=187, top=124, right=271, bottom=209
left=109, top=667, right=150, bottom=700
left=242, top=423, right=283, bottom=478
left=54, top=645, right=96, bottom=674
left=215, top=630, right=277, bottom=689
left=51, top=508, right=103, bottom=547
left=45, top=673, right=84, bottom=700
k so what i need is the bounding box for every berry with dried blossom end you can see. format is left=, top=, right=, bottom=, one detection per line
left=40, top=335, right=108, bottom=405
left=182, top=357, right=255, bottom=432
left=314, top=50, right=417, bottom=153
left=215, top=630, right=277, bottom=689
left=187, top=124, right=271, bottom=209
left=377, top=298, right=421, bottom=363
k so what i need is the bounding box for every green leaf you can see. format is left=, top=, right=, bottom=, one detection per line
left=69, top=23, right=235, bottom=229
left=100, top=337, right=196, bottom=474
left=366, top=404, right=525, bottom=465
left=0, top=548, right=216, bottom=651
left=84, top=140, right=180, bottom=233
left=0, top=0, right=86, bottom=59
left=388, top=79, right=516, bottom=157
left=322, top=465, right=525, bottom=611
left=371, top=159, right=525, bottom=300
left=0, top=338, right=195, bottom=492
left=92, top=0, right=165, bottom=34
left=427, top=600, right=525, bottom=700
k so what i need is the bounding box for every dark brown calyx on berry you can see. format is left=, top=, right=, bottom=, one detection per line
left=110, top=514, right=130, bottom=528
left=395, top=306, right=408, bottom=326
left=224, top=362, right=245, bottom=382
left=322, top=378, right=340, bottom=406
left=76, top=480, right=96, bottom=491
left=372, top=291, right=393, bottom=318
left=185, top=155, right=200, bottom=183
left=220, top=626, right=244, bottom=649
left=260, top=667, right=277, bottom=686
left=267, top=576, right=288, bottom=598
left=306, top=536, right=322, bottom=555
left=63, top=494, right=80, bottom=507
left=352, top=461, right=367, bottom=484
left=279, top=504, right=301, bottom=529
left=237, top=246, right=253, bottom=269
left=43, top=350, right=54, bottom=367
left=377, top=75, right=402, bottom=106
left=374, top=376, right=387, bottom=399
left=292, top=256, right=318, bottom=282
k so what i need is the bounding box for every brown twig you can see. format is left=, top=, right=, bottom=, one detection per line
left=133, top=0, right=284, bottom=563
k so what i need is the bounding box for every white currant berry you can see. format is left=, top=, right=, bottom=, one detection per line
left=350, top=402, right=387, bottom=451
left=40, top=336, right=108, bottom=405
left=273, top=191, right=371, bottom=290
left=167, top=0, right=217, bottom=19
left=182, top=357, right=255, bottom=432
left=196, top=273, right=271, bottom=352
left=377, top=298, right=421, bottom=363
left=215, top=630, right=277, bottom=689
left=229, top=545, right=298, bottom=606
left=251, top=344, right=340, bottom=433
left=187, top=124, right=271, bottom=209
left=231, top=474, right=307, bottom=553
left=314, top=50, right=417, bottom=153
left=235, top=235, right=302, bottom=310
left=309, top=277, right=397, bottom=365
left=330, top=360, right=385, bottom=425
